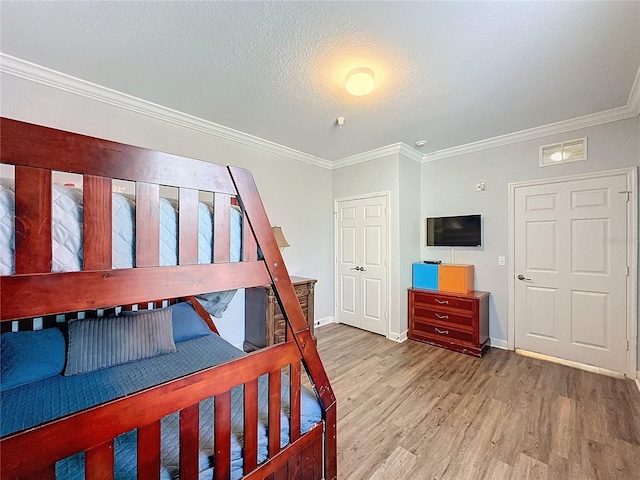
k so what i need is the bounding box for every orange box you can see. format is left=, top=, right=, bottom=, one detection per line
left=438, top=264, right=474, bottom=293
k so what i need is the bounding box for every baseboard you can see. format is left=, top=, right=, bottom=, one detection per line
left=489, top=337, right=510, bottom=350
left=388, top=330, right=408, bottom=343
left=636, top=371, right=640, bottom=394
left=314, top=316, right=335, bottom=328
left=516, top=348, right=626, bottom=379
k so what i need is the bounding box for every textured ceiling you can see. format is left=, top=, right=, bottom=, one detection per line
left=1, top=1, right=639, bottom=161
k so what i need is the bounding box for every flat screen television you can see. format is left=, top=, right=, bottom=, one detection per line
left=426, top=214, right=482, bottom=247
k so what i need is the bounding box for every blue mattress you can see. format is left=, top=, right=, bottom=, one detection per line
left=1, top=334, right=322, bottom=480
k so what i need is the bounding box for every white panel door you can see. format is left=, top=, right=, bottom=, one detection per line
left=336, top=196, right=388, bottom=336
left=514, top=174, right=629, bottom=372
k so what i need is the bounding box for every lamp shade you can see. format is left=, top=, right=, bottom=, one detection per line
left=271, top=226, right=290, bottom=248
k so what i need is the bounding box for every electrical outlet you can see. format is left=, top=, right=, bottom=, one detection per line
left=476, top=182, right=486, bottom=192
left=498, top=256, right=506, bottom=266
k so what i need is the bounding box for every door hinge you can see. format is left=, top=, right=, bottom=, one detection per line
left=619, top=190, right=631, bottom=202
left=627, top=340, right=629, bottom=351
left=626, top=266, right=630, bottom=276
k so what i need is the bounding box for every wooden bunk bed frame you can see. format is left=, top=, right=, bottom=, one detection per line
left=0, top=118, right=337, bottom=480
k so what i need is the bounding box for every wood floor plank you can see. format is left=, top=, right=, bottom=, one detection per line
left=316, top=323, right=640, bottom=480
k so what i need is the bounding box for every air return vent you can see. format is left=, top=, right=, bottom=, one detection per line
left=539, top=137, right=587, bottom=166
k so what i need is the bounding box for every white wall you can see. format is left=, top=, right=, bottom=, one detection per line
left=398, top=153, right=422, bottom=337
left=0, top=73, right=334, bottom=346
left=420, top=117, right=640, bottom=353
left=332, top=154, right=400, bottom=335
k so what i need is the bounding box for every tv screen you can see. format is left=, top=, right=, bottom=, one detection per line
left=427, top=215, right=482, bottom=247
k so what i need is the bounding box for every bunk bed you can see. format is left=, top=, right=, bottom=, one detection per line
left=0, top=118, right=337, bottom=480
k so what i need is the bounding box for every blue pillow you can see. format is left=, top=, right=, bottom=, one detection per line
left=65, top=309, right=176, bottom=376
left=1, top=328, right=66, bottom=391
left=121, top=302, right=212, bottom=343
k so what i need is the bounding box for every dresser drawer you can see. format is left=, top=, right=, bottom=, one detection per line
left=408, top=288, right=490, bottom=357
left=412, top=306, right=473, bottom=328
left=411, top=320, right=474, bottom=344
left=411, top=291, right=473, bottom=311
left=294, top=285, right=310, bottom=297
left=274, top=316, right=286, bottom=335
left=275, top=299, right=308, bottom=317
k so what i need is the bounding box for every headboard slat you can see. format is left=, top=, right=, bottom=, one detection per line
left=14, top=166, right=52, bottom=274
left=135, top=182, right=160, bottom=267
left=242, top=213, right=258, bottom=262
left=83, top=175, right=113, bottom=270
left=1, top=261, right=271, bottom=321
left=213, top=193, right=231, bottom=263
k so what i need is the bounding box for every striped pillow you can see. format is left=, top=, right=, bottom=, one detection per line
left=64, top=309, right=176, bottom=376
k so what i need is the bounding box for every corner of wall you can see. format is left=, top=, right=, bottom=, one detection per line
left=489, top=338, right=510, bottom=350
left=315, top=316, right=335, bottom=328
left=388, top=330, right=408, bottom=343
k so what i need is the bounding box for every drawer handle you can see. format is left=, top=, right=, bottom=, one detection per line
left=435, top=299, right=449, bottom=305
left=435, top=313, right=449, bottom=320
left=435, top=328, right=449, bottom=335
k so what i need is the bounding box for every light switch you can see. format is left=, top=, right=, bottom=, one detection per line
left=498, top=256, right=506, bottom=266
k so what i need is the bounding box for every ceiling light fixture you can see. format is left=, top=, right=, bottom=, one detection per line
left=346, top=68, right=375, bottom=96
left=415, top=140, right=428, bottom=148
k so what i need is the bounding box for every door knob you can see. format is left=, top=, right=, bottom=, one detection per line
left=350, top=266, right=361, bottom=271
left=360, top=267, right=367, bottom=272
left=517, top=274, right=531, bottom=281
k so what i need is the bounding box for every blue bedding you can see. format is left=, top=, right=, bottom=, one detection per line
left=1, top=334, right=322, bottom=480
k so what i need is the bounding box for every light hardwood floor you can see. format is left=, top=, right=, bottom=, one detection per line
left=315, top=323, right=640, bottom=480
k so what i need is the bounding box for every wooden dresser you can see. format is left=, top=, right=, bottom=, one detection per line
left=408, top=288, right=490, bottom=357
left=244, top=276, right=317, bottom=352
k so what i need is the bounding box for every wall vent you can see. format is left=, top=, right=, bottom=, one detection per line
left=539, top=137, right=587, bottom=167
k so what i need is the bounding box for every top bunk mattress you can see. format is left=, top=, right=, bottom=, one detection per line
left=0, top=178, right=242, bottom=275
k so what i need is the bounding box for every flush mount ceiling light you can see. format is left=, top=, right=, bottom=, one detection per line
left=346, top=68, right=375, bottom=96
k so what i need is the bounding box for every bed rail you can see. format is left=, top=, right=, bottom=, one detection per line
left=1, top=341, right=314, bottom=480
left=0, top=118, right=336, bottom=480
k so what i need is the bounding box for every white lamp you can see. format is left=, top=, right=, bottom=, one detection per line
left=271, top=226, right=290, bottom=252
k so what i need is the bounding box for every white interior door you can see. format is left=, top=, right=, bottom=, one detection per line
left=514, top=174, right=629, bottom=373
left=336, top=195, right=388, bottom=336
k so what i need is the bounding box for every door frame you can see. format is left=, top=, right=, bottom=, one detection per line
left=334, top=191, right=391, bottom=338
left=507, top=167, right=638, bottom=377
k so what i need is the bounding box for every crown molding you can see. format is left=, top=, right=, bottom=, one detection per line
left=0, top=53, right=333, bottom=170
left=2, top=54, right=638, bottom=170
left=332, top=142, right=422, bottom=169
left=398, top=143, right=425, bottom=164
left=424, top=66, right=640, bottom=163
